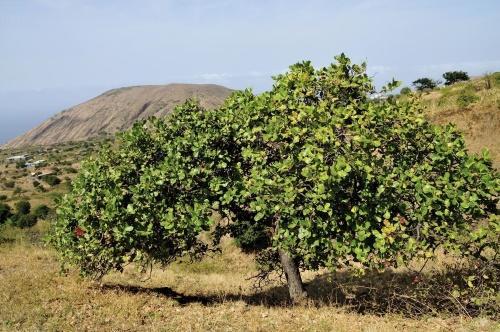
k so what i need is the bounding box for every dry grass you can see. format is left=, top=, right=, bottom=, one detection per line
left=0, top=225, right=498, bottom=331
left=422, top=73, right=500, bottom=168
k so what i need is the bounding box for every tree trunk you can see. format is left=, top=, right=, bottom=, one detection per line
left=278, top=249, right=307, bottom=303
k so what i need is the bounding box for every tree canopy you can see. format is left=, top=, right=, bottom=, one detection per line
left=50, top=54, right=499, bottom=302
left=443, top=71, right=470, bottom=85
left=412, top=78, right=439, bottom=91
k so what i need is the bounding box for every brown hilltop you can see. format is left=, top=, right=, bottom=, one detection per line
left=4, top=83, right=233, bottom=148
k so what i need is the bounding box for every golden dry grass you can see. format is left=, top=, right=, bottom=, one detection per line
left=0, top=225, right=498, bottom=332
left=422, top=74, right=500, bottom=168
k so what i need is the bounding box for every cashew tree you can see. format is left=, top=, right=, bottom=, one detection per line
left=50, top=55, right=499, bottom=303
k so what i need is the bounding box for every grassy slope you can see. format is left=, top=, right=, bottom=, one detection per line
left=1, top=77, right=499, bottom=331
left=422, top=72, right=500, bottom=168
left=1, top=228, right=497, bottom=332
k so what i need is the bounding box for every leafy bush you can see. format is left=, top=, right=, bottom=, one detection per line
left=443, top=71, right=469, bottom=85
left=50, top=55, right=499, bottom=303
left=457, top=92, right=480, bottom=108
left=42, top=175, right=61, bottom=187
left=0, top=194, right=7, bottom=201
left=32, top=180, right=40, bottom=188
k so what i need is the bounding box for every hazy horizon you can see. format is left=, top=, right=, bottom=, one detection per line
left=1, top=0, right=499, bottom=144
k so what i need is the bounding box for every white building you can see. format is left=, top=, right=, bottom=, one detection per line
left=26, top=160, right=46, bottom=168
left=5, top=154, right=28, bottom=163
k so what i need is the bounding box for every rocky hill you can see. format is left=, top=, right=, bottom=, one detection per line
left=3, top=84, right=232, bottom=148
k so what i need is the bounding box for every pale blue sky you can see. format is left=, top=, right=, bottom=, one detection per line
left=1, top=0, right=499, bottom=143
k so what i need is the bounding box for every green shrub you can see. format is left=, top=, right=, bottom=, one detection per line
left=32, top=180, right=40, bottom=188
left=0, top=194, right=7, bottom=201
left=14, top=200, right=31, bottom=215
left=0, top=203, right=12, bottom=224
left=63, top=167, right=77, bottom=174
left=35, top=185, right=47, bottom=193
left=13, top=213, right=37, bottom=228
left=4, top=180, right=15, bottom=188
left=33, top=204, right=51, bottom=220
left=15, top=161, right=26, bottom=169
left=42, top=175, right=61, bottom=187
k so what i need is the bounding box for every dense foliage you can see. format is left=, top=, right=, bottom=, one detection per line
left=443, top=71, right=469, bottom=85
left=50, top=55, right=499, bottom=300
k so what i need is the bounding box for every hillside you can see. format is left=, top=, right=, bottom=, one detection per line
left=420, top=72, right=500, bottom=168
left=3, top=84, right=232, bottom=148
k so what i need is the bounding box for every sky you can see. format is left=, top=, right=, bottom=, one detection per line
left=1, top=0, right=499, bottom=144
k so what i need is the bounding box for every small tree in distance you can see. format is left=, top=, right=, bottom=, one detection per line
left=412, top=77, right=439, bottom=91
left=443, top=71, right=469, bottom=85
left=50, top=55, right=499, bottom=303
left=400, top=87, right=412, bottom=95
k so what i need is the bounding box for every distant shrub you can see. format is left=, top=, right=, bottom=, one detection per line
left=35, top=185, right=47, bottom=193
left=13, top=187, right=22, bottom=196
left=33, top=204, right=51, bottom=220
left=412, top=78, right=439, bottom=91
left=400, top=87, right=412, bottom=95
left=32, top=180, right=41, bottom=188
left=0, top=203, right=12, bottom=224
left=443, top=71, right=469, bottom=85
left=42, top=175, right=61, bottom=187
left=4, top=180, right=15, bottom=188
left=15, top=161, right=26, bottom=169
left=15, top=200, right=31, bottom=215
left=63, top=167, right=77, bottom=174
left=457, top=93, right=479, bottom=108
left=13, top=213, right=37, bottom=228
left=0, top=194, right=7, bottom=201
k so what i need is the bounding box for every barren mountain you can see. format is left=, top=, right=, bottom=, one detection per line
left=3, top=84, right=232, bottom=148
